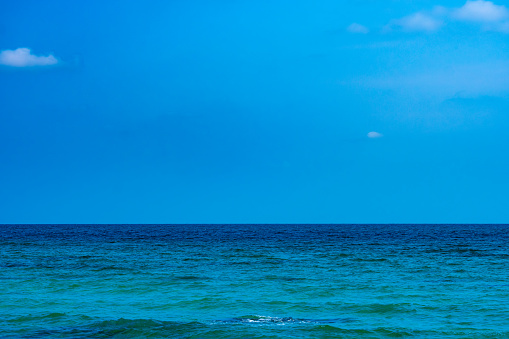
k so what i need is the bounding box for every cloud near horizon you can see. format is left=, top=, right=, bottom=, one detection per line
left=0, top=48, right=58, bottom=67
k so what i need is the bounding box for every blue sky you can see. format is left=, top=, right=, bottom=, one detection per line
left=1, top=0, right=508, bottom=223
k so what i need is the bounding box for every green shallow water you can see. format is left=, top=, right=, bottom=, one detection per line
left=1, top=224, right=509, bottom=338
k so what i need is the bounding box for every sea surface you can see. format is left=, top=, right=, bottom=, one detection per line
left=1, top=224, right=509, bottom=338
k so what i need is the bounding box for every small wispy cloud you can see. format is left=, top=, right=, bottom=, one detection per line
left=347, top=23, right=369, bottom=34
left=452, top=0, right=509, bottom=22
left=0, top=48, right=58, bottom=67
left=367, top=131, right=383, bottom=139
left=390, top=12, right=443, bottom=32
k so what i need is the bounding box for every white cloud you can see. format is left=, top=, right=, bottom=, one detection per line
left=384, top=1, right=509, bottom=34
left=452, top=0, right=509, bottom=22
left=347, top=23, right=369, bottom=34
left=0, top=48, right=58, bottom=67
left=392, top=12, right=443, bottom=32
left=367, top=131, right=383, bottom=138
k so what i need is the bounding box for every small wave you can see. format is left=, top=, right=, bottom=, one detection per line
left=230, top=315, right=300, bottom=323
left=217, top=315, right=353, bottom=325
left=5, top=314, right=509, bottom=338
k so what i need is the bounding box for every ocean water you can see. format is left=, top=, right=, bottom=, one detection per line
left=1, top=224, right=509, bottom=338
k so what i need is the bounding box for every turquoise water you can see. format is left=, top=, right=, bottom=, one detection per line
left=1, top=224, right=509, bottom=338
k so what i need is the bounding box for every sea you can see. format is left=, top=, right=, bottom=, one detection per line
left=1, top=224, right=509, bottom=338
